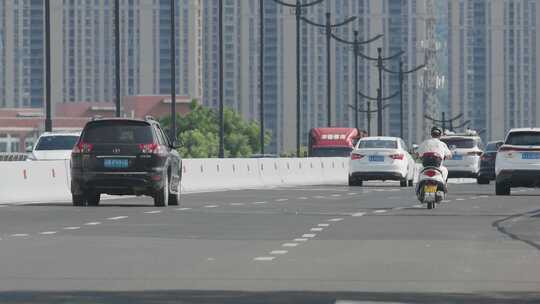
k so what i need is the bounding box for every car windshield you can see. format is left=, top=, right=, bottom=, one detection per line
left=311, top=147, right=352, bottom=157
left=357, top=140, right=397, bottom=149
left=35, top=135, right=79, bottom=150
left=441, top=138, right=475, bottom=149
left=82, top=121, right=153, bottom=144
left=505, top=132, right=540, bottom=146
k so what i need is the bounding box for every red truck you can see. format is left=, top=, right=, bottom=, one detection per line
left=308, top=128, right=366, bottom=157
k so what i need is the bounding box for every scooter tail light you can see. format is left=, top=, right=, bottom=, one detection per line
left=423, top=170, right=438, bottom=177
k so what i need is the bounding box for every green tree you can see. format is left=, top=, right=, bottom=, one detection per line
left=160, top=100, right=271, bottom=158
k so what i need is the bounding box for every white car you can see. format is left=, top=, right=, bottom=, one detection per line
left=348, top=136, right=416, bottom=187
left=495, top=128, right=540, bottom=195
left=440, top=133, right=483, bottom=178
left=28, top=132, right=80, bottom=160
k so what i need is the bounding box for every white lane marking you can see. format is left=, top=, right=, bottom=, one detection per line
left=275, top=198, right=289, bottom=202
left=176, top=207, right=192, bottom=210
left=254, top=256, right=275, bottom=261
left=302, top=234, right=316, bottom=238
left=204, top=205, right=219, bottom=208
left=328, top=218, right=344, bottom=222
left=479, top=195, right=489, bottom=198
left=351, top=212, right=366, bottom=217
left=294, top=238, right=308, bottom=242
left=348, top=193, right=357, bottom=195
left=318, top=223, right=330, bottom=227
left=270, top=250, right=288, bottom=255
left=144, top=210, right=162, bottom=214
left=393, top=207, right=406, bottom=210
left=313, top=195, right=325, bottom=199
left=456, top=198, right=465, bottom=201
left=298, top=197, right=308, bottom=200
left=229, top=203, right=245, bottom=206
left=39, top=231, right=57, bottom=235
left=63, top=226, right=81, bottom=230
left=10, top=233, right=29, bottom=237
left=310, top=227, right=324, bottom=232
left=373, top=210, right=387, bottom=214
left=252, top=201, right=267, bottom=205
left=107, top=216, right=128, bottom=220
left=331, top=194, right=341, bottom=197
left=441, top=200, right=451, bottom=203
left=282, top=243, right=298, bottom=247
left=84, top=222, right=101, bottom=226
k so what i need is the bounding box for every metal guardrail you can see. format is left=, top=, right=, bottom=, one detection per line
left=0, top=153, right=28, bottom=161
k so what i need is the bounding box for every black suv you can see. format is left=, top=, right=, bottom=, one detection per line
left=71, top=117, right=182, bottom=207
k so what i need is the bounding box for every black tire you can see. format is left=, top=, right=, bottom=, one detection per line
left=86, top=191, right=100, bottom=206
left=72, top=194, right=85, bottom=206
left=495, top=181, right=511, bottom=196
left=357, top=180, right=363, bottom=187
left=168, top=178, right=180, bottom=206
left=427, top=202, right=434, bottom=209
left=154, top=174, right=169, bottom=207
left=408, top=179, right=414, bottom=187
left=400, top=179, right=407, bottom=187
left=348, top=176, right=363, bottom=187
left=477, top=177, right=490, bottom=185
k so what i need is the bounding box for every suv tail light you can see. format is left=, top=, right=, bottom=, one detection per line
left=139, top=143, right=167, bottom=156
left=72, top=142, right=93, bottom=154
left=351, top=153, right=364, bottom=160
left=423, top=170, right=438, bottom=177
left=389, top=154, right=404, bottom=160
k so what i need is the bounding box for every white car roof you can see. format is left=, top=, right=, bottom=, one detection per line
left=507, top=128, right=540, bottom=133
left=359, top=136, right=400, bottom=141
left=39, top=132, right=81, bottom=138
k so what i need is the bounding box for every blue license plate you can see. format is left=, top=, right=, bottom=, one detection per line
left=522, top=152, right=540, bottom=160
left=369, top=155, right=385, bottom=162
left=452, top=155, right=463, bottom=160
left=104, top=159, right=129, bottom=168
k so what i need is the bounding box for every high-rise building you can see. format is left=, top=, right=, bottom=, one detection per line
left=1, top=0, right=45, bottom=108
left=0, top=0, right=202, bottom=109
left=448, top=0, right=540, bottom=141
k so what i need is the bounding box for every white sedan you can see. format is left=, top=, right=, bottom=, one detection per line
left=348, top=136, right=416, bottom=187
left=27, top=132, right=80, bottom=161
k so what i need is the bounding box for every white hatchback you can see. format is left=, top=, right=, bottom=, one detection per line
left=348, top=137, right=416, bottom=187
left=28, top=132, right=80, bottom=161
left=495, top=128, right=540, bottom=195
left=440, top=135, right=483, bottom=178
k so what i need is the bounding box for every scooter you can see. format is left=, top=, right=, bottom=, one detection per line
left=416, top=153, right=447, bottom=209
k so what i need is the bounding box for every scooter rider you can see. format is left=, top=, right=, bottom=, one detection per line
left=417, top=127, right=453, bottom=182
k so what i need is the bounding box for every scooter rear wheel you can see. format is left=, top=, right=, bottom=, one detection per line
left=427, top=202, right=434, bottom=209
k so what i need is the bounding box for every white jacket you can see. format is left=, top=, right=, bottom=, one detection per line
left=417, top=138, right=452, bottom=159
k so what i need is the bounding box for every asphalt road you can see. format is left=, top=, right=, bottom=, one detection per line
left=0, top=181, right=539, bottom=303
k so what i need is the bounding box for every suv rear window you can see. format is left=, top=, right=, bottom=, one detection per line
left=358, top=140, right=397, bottom=149
left=506, top=132, right=540, bottom=146
left=36, top=135, right=79, bottom=150
left=82, top=121, right=153, bottom=144
left=441, top=138, right=476, bottom=149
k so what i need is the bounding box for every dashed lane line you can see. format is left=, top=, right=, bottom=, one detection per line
left=318, top=223, right=330, bottom=227
left=252, top=201, right=267, bottom=205
left=294, top=238, right=308, bottom=242
left=176, top=207, right=192, bottom=210
left=298, top=197, right=308, bottom=200
left=254, top=257, right=275, bottom=261
left=302, top=234, right=316, bottom=238
left=107, top=216, right=128, bottom=220
left=282, top=243, right=298, bottom=247
left=144, top=210, right=162, bottom=214
left=63, top=226, right=81, bottom=230
left=373, top=210, right=387, bottom=214
left=351, top=212, right=366, bottom=217
left=204, top=205, right=219, bottom=208
left=84, top=222, right=101, bottom=226
left=10, top=234, right=29, bottom=237
left=328, top=218, right=344, bottom=222
left=39, top=231, right=57, bottom=235
left=275, top=198, right=289, bottom=202
left=310, top=227, right=324, bottom=232
left=270, top=250, right=288, bottom=255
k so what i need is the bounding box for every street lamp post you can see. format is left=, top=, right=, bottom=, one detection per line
left=271, top=0, right=324, bottom=157
left=115, top=0, right=121, bottom=118
left=301, top=11, right=356, bottom=127
left=424, top=112, right=464, bottom=132
left=169, top=0, right=177, bottom=142
left=44, top=0, right=52, bottom=131
left=218, top=0, right=224, bottom=158
left=259, top=0, right=264, bottom=155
